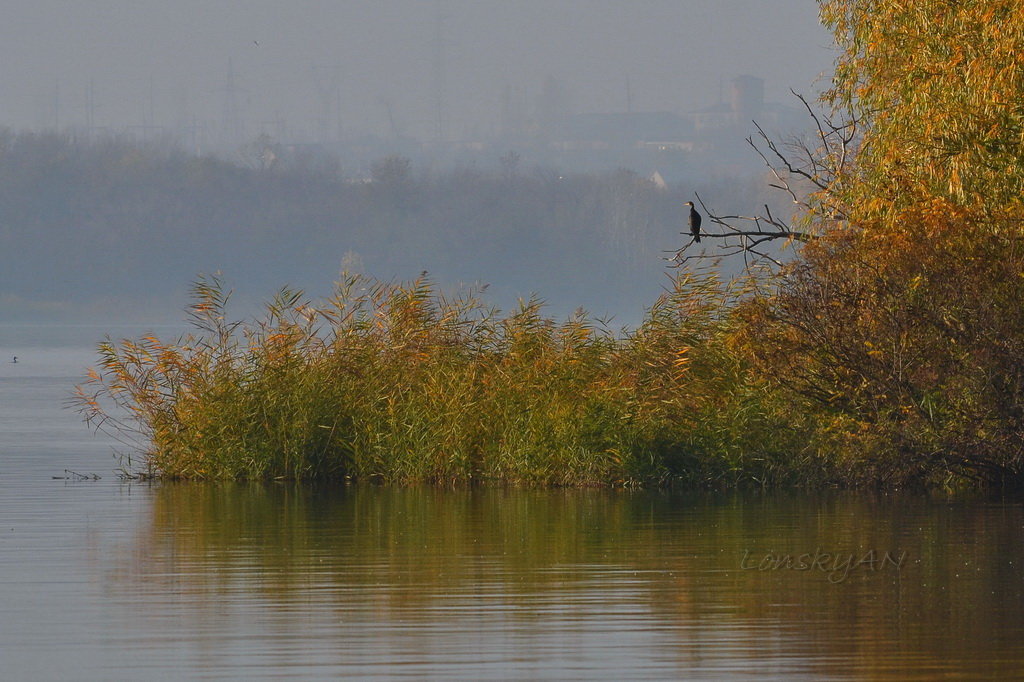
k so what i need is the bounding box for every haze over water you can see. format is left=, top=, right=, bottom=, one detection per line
left=0, top=1, right=836, bottom=325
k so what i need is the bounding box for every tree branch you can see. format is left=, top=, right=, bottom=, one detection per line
left=667, top=92, right=858, bottom=271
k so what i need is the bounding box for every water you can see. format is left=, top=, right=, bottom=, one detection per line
left=2, top=326, right=1024, bottom=680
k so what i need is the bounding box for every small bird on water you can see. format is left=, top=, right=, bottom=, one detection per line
left=685, top=201, right=702, bottom=243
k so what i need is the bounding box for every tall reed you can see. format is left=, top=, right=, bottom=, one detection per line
left=75, top=270, right=803, bottom=485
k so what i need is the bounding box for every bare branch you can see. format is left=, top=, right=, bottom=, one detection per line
left=669, top=92, right=859, bottom=271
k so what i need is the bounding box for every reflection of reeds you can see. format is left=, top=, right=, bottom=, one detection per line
left=125, top=484, right=1024, bottom=681
left=75, top=270, right=805, bottom=483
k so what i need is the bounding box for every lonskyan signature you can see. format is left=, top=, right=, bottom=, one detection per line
left=740, top=549, right=907, bottom=583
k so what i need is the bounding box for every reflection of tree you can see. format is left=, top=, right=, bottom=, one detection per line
left=114, top=485, right=1024, bottom=678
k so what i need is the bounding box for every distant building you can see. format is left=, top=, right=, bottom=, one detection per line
left=555, top=111, right=694, bottom=149
left=691, top=75, right=800, bottom=132
left=639, top=140, right=695, bottom=152
left=648, top=171, right=668, bottom=189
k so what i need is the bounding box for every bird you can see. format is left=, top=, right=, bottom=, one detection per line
left=685, top=201, right=702, bottom=243
left=10, top=356, right=17, bottom=363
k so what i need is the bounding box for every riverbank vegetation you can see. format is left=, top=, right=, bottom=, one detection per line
left=77, top=0, right=1024, bottom=488
left=739, top=0, right=1024, bottom=488
left=77, top=270, right=811, bottom=485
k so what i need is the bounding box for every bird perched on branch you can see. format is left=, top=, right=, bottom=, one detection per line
left=685, top=201, right=702, bottom=243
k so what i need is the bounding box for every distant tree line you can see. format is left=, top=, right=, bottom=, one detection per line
left=0, top=129, right=770, bottom=320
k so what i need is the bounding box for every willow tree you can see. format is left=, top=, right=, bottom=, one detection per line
left=741, top=0, right=1024, bottom=486
left=822, top=0, right=1024, bottom=215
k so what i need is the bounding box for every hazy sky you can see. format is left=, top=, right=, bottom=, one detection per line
left=0, top=1, right=834, bottom=142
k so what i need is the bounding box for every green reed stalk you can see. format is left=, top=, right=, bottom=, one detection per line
left=75, top=270, right=807, bottom=485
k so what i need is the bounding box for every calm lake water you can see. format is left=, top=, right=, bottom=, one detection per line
left=2, top=325, right=1023, bottom=680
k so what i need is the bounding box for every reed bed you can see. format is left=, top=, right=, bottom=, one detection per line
left=75, top=271, right=804, bottom=485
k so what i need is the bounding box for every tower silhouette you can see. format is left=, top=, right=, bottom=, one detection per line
left=220, top=59, right=245, bottom=147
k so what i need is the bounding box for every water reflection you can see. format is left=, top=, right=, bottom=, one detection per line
left=108, top=486, right=1024, bottom=679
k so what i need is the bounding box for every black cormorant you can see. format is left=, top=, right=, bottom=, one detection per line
left=685, top=201, right=701, bottom=243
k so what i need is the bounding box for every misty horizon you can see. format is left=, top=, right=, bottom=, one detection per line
left=0, top=2, right=837, bottom=326
left=0, top=1, right=834, bottom=149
